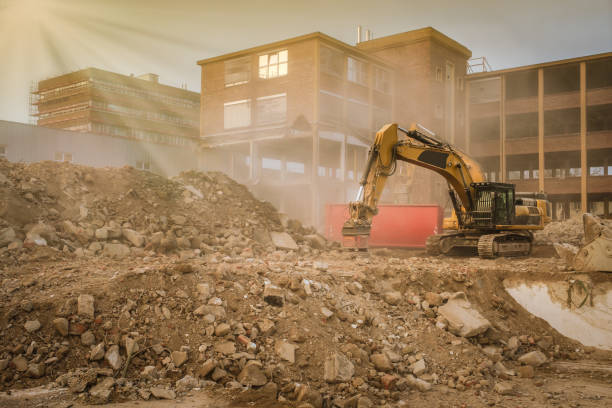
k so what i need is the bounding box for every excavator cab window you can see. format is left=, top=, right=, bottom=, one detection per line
left=493, top=188, right=515, bottom=225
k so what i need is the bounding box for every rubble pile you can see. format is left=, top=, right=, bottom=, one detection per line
left=534, top=215, right=585, bottom=246
left=0, top=160, right=609, bottom=407
left=0, top=159, right=328, bottom=261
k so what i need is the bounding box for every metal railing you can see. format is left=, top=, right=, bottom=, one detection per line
left=467, top=57, right=493, bottom=74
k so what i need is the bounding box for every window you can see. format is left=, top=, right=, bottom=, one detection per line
left=347, top=100, right=369, bottom=130
left=225, top=56, right=250, bottom=87
left=0, top=145, right=5, bottom=158
left=287, top=161, right=304, bottom=174
left=259, top=50, right=288, bottom=79
left=508, top=170, right=521, bottom=180
left=590, top=166, right=604, bottom=176
left=54, top=152, right=73, bottom=162
left=224, top=99, right=251, bottom=129
left=320, top=46, right=343, bottom=77
left=374, top=67, right=390, bottom=93
left=318, top=166, right=326, bottom=177
left=256, top=93, right=286, bottom=124
left=347, top=57, right=367, bottom=85
left=569, top=168, right=581, bottom=177
left=262, top=158, right=281, bottom=170
left=523, top=170, right=530, bottom=180
left=435, top=66, right=443, bottom=82
left=320, top=91, right=343, bottom=124
left=136, top=159, right=151, bottom=171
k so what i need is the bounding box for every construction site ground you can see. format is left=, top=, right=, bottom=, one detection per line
left=0, top=159, right=610, bottom=408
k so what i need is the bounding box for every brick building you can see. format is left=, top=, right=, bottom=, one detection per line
left=32, top=68, right=200, bottom=168
left=466, top=53, right=612, bottom=219
left=198, top=28, right=470, bottom=229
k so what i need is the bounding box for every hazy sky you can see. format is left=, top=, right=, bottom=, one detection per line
left=0, top=0, right=610, bottom=123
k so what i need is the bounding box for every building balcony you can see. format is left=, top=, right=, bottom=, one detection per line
left=513, top=175, right=612, bottom=195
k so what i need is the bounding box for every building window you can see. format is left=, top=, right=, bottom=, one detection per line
left=347, top=57, right=367, bottom=85
left=320, top=46, right=343, bottom=77
left=224, top=99, right=251, bottom=129
left=374, top=67, right=390, bottom=94
left=225, top=56, right=250, bottom=87
left=0, top=145, right=5, bottom=158
left=590, top=166, right=604, bottom=176
left=262, top=158, right=281, bottom=170
left=256, top=93, right=287, bottom=124
left=54, top=152, right=73, bottom=162
left=435, top=66, right=443, bottom=82
left=259, top=50, right=288, bottom=79
left=287, top=161, right=304, bottom=174
left=135, top=159, right=151, bottom=171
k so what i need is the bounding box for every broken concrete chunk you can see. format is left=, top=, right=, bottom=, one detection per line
left=237, top=360, right=267, bottom=386
left=150, top=387, right=176, bottom=400
left=78, top=294, right=95, bottom=318
left=263, top=284, right=285, bottom=306
left=275, top=340, right=297, bottom=364
left=105, top=345, right=123, bottom=370
left=518, top=350, right=547, bottom=367
left=270, top=231, right=298, bottom=250
left=437, top=292, right=491, bottom=337
left=324, top=352, right=354, bottom=383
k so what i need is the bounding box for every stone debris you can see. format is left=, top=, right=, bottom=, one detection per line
left=0, top=159, right=598, bottom=407
left=437, top=292, right=491, bottom=337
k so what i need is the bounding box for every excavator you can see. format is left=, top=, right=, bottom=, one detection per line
left=342, top=123, right=552, bottom=258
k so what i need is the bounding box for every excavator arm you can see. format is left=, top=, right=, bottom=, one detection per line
left=342, top=123, right=485, bottom=237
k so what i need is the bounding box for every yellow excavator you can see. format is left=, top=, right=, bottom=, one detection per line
left=342, top=123, right=551, bottom=258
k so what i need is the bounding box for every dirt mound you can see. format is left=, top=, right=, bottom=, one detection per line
left=534, top=215, right=585, bottom=246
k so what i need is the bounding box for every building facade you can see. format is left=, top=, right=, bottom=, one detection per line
left=32, top=68, right=201, bottom=163
left=198, top=28, right=470, bottom=229
left=466, top=53, right=612, bottom=219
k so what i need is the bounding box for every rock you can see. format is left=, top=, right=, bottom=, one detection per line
left=27, top=363, right=45, bottom=378
left=125, top=337, right=139, bottom=356
left=95, top=228, right=109, bottom=240
left=324, top=352, right=354, bottom=383
left=411, top=359, right=426, bottom=376
left=424, top=292, right=443, bottom=306
left=176, top=375, right=198, bottom=392
left=518, top=365, right=535, bottom=378
left=197, top=359, right=216, bottom=378
left=494, top=361, right=516, bottom=379
left=78, top=294, right=95, bottom=319
left=12, top=356, right=28, bottom=372
left=67, top=368, right=98, bottom=393
left=257, top=319, right=276, bottom=335
left=320, top=307, right=334, bottom=319
left=214, top=323, right=231, bottom=337
left=141, top=365, right=159, bottom=380
left=437, top=292, right=491, bottom=337
left=105, top=345, right=123, bottom=370
left=405, top=374, right=431, bottom=392
left=381, top=374, right=399, bottom=390
left=214, top=341, right=236, bottom=355
left=304, top=234, right=326, bottom=249
left=237, top=360, right=267, bottom=386
left=52, top=317, right=69, bottom=336
left=211, top=367, right=228, bottom=382
left=102, top=243, right=130, bottom=258
left=24, top=319, right=41, bottom=333
left=263, top=284, right=285, bottom=306
left=90, top=343, right=105, bottom=360
left=122, top=228, right=144, bottom=247
left=0, top=227, right=16, bottom=247
left=482, top=346, right=502, bottom=362
left=383, top=291, right=402, bottom=305
left=171, top=351, right=188, bottom=367
left=370, top=353, right=393, bottom=372
left=494, top=381, right=514, bottom=395
left=275, top=340, right=297, bottom=364
left=150, top=387, right=176, bottom=400
left=270, top=231, right=298, bottom=250
left=89, top=377, right=114, bottom=403
left=81, top=331, right=96, bottom=346
left=518, top=350, right=547, bottom=367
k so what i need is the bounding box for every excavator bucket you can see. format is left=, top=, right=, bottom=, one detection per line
left=555, top=213, right=612, bottom=272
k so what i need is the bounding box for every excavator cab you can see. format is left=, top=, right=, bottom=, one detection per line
left=469, top=183, right=515, bottom=228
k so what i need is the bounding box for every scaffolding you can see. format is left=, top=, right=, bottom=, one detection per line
left=467, top=57, right=492, bottom=74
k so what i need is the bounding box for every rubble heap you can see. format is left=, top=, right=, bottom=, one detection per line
left=0, top=159, right=328, bottom=260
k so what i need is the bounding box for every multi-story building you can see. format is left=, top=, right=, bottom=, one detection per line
left=32, top=68, right=200, bottom=167
left=198, top=28, right=471, bottom=229
left=466, top=53, right=612, bottom=219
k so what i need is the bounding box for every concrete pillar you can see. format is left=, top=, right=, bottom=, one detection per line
left=340, top=135, right=346, bottom=182
left=312, top=39, right=321, bottom=229
left=500, top=75, right=506, bottom=182
left=465, top=82, right=471, bottom=154
left=580, top=62, right=587, bottom=213
left=248, top=141, right=259, bottom=181
left=538, top=68, right=545, bottom=193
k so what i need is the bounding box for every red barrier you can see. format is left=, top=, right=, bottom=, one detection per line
left=325, top=204, right=443, bottom=248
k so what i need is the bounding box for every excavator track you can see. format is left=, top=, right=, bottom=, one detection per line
left=478, top=233, right=532, bottom=258
left=425, top=235, right=442, bottom=255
